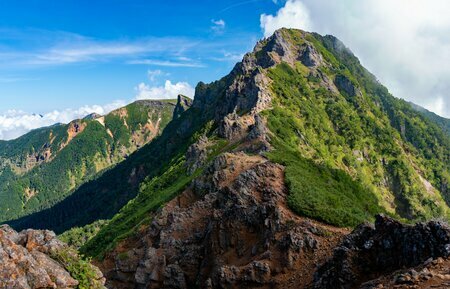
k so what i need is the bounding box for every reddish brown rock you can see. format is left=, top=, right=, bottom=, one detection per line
left=0, top=225, right=105, bottom=289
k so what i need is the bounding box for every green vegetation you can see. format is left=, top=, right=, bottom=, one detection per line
left=82, top=131, right=231, bottom=259
left=5, top=28, right=450, bottom=268
left=51, top=247, right=103, bottom=289
left=1, top=100, right=176, bottom=225
left=264, top=33, right=450, bottom=225
left=81, top=155, right=196, bottom=258
left=268, top=141, right=383, bottom=227
left=408, top=102, right=450, bottom=136
left=59, top=220, right=109, bottom=249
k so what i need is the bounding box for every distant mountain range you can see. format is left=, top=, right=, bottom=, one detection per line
left=0, top=99, right=178, bottom=223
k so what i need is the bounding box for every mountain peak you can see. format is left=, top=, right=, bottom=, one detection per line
left=83, top=112, right=102, bottom=120
left=173, top=94, right=193, bottom=119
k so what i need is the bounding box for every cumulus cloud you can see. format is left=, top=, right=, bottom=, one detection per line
left=135, top=80, right=195, bottom=100
left=0, top=100, right=126, bottom=140
left=260, top=0, right=311, bottom=37
left=260, top=0, right=450, bottom=118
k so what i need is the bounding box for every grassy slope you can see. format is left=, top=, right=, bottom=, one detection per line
left=7, top=103, right=206, bottom=235
left=263, top=30, right=450, bottom=226
left=2, top=100, right=176, bottom=224
left=13, top=29, right=450, bottom=261
left=81, top=77, right=235, bottom=259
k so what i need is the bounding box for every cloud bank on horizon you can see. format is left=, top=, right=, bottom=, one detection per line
left=0, top=101, right=126, bottom=140
left=0, top=76, right=194, bottom=140
left=261, top=0, right=450, bottom=118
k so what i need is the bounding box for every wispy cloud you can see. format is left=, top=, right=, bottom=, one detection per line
left=0, top=29, right=199, bottom=67
left=0, top=75, right=195, bottom=140
left=127, top=59, right=204, bottom=67
left=210, top=51, right=244, bottom=62
left=147, top=69, right=168, bottom=82
left=219, top=0, right=263, bottom=13
left=211, top=19, right=226, bottom=34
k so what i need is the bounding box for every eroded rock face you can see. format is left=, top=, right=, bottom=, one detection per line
left=312, top=215, right=450, bottom=289
left=103, top=153, right=346, bottom=289
left=0, top=225, right=105, bottom=289
left=185, top=135, right=210, bottom=174
left=334, top=74, right=362, bottom=97
left=173, top=94, right=193, bottom=120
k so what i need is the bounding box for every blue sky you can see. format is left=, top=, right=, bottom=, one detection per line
left=0, top=0, right=449, bottom=139
left=0, top=0, right=279, bottom=112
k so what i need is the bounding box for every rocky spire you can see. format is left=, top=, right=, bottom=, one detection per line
left=173, top=94, right=193, bottom=119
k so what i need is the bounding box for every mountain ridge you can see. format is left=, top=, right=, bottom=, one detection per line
left=73, top=28, right=450, bottom=288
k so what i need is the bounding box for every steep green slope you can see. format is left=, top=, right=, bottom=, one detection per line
left=7, top=95, right=206, bottom=234
left=0, top=99, right=177, bottom=223
left=264, top=29, right=450, bottom=222
left=409, top=102, right=450, bottom=136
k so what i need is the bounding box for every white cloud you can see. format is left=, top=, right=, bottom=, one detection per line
left=260, top=0, right=311, bottom=37
left=211, top=19, right=226, bottom=33
left=135, top=80, right=195, bottom=100
left=425, top=96, right=445, bottom=117
left=0, top=100, right=126, bottom=140
left=260, top=0, right=450, bottom=118
left=210, top=52, right=245, bottom=62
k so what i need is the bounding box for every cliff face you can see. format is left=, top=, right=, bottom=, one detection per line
left=0, top=225, right=105, bottom=288
left=101, top=152, right=347, bottom=288
left=313, top=215, right=450, bottom=288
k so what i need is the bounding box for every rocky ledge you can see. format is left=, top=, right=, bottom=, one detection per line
left=313, top=214, right=450, bottom=289
left=0, top=225, right=105, bottom=289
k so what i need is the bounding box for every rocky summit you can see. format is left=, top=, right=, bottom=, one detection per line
left=0, top=225, right=105, bottom=288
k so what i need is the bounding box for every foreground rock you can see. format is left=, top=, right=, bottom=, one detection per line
left=313, top=215, right=450, bottom=289
left=0, top=225, right=105, bottom=288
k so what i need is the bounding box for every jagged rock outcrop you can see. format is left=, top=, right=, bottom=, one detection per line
left=334, top=74, right=362, bottom=97
left=0, top=225, right=105, bottom=288
left=185, top=135, right=210, bottom=174
left=173, top=95, right=193, bottom=119
left=359, top=256, right=450, bottom=288
left=312, top=215, right=450, bottom=289
left=102, top=153, right=346, bottom=289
